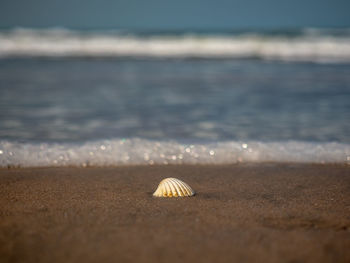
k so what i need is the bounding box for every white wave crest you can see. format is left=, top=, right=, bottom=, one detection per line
left=1, top=28, right=350, bottom=62
left=0, top=139, right=349, bottom=167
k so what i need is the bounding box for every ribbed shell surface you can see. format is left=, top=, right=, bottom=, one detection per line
left=153, top=178, right=195, bottom=197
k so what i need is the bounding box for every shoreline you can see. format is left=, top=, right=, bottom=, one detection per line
left=1, top=161, right=349, bottom=169
left=1, top=163, right=349, bottom=262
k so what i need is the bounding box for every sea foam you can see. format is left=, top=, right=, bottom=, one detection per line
left=0, top=139, right=349, bottom=167
left=1, top=28, right=350, bottom=63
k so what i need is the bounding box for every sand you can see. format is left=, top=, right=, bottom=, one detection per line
left=0, top=163, right=349, bottom=263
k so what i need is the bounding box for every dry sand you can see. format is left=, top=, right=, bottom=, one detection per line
left=0, top=163, right=349, bottom=263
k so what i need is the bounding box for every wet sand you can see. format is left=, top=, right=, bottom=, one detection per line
left=0, top=163, right=349, bottom=263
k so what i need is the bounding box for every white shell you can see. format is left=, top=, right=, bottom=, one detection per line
left=153, top=178, right=195, bottom=197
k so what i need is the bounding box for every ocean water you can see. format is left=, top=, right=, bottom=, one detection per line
left=0, top=28, right=349, bottom=167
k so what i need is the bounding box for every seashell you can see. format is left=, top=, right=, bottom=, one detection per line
left=153, top=178, right=195, bottom=197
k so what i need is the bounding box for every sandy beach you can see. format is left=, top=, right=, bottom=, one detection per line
left=0, top=163, right=349, bottom=263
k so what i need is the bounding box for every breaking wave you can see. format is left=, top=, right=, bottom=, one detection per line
left=1, top=28, right=350, bottom=63
left=0, top=139, right=349, bottom=167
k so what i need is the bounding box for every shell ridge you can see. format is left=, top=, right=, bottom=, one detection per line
left=169, top=178, right=185, bottom=197
left=164, top=181, right=172, bottom=197
left=182, top=181, right=194, bottom=195
left=161, top=182, right=167, bottom=197
left=167, top=180, right=178, bottom=197
left=178, top=180, right=192, bottom=196
left=166, top=180, right=176, bottom=197
left=172, top=178, right=192, bottom=197
left=161, top=180, right=170, bottom=197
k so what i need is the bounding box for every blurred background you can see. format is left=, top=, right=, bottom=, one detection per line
left=0, top=0, right=349, bottom=166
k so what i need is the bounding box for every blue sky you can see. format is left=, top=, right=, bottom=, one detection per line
left=1, top=0, right=349, bottom=30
